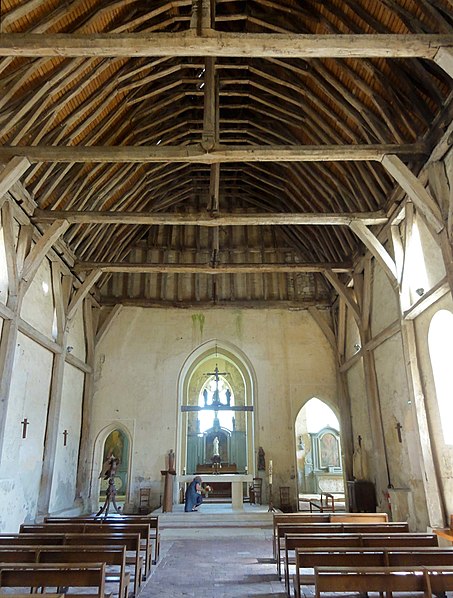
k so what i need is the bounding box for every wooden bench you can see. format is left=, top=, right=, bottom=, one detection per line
left=283, top=532, right=438, bottom=593
left=0, top=532, right=143, bottom=597
left=293, top=547, right=453, bottom=597
left=45, top=516, right=161, bottom=564
left=314, top=565, right=453, bottom=598
left=276, top=521, right=409, bottom=579
left=272, top=512, right=388, bottom=559
left=0, top=562, right=109, bottom=598
left=20, top=522, right=152, bottom=580
left=0, top=545, right=130, bottom=598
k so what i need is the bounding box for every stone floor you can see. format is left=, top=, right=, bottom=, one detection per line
left=142, top=503, right=288, bottom=597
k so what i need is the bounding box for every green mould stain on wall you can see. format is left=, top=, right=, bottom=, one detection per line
left=192, top=313, right=205, bottom=336
left=235, top=311, right=243, bottom=340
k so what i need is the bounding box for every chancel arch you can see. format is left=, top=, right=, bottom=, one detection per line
left=295, top=397, right=345, bottom=498
left=177, top=341, right=256, bottom=477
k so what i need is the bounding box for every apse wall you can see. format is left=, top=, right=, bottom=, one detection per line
left=90, top=307, right=337, bottom=512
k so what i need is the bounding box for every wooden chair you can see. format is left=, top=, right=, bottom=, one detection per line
left=279, top=486, right=291, bottom=512
left=252, top=477, right=262, bottom=505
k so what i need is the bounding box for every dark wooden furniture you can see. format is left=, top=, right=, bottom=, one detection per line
left=252, top=477, right=262, bottom=505
left=347, top=480, right=377, bottom=512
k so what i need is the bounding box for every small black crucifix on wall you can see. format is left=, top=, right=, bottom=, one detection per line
left=21, top=418, right=29, bottom=439
left=396, top=422, right=403, bottom=443
left=62, top=429, right=69, bottom=446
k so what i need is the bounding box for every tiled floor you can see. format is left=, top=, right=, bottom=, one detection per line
left=141, top=504, right=287, bottom=597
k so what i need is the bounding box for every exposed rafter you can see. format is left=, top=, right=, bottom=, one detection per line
left=74, top=262, right=352, bottom=273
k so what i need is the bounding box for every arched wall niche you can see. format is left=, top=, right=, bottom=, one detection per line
left=177, top=339, right=257, bottom=476
left=89, top=421, right=133, bottom=510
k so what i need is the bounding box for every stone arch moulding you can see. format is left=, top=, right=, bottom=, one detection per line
left=89, top=421, right=134, bottom=510
left=294, top=397, right=346, bottom=497
left=176, top=339, right=258, bottom=476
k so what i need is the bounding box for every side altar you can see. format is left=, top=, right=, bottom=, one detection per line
left=177, top=474, right=253, bottom=510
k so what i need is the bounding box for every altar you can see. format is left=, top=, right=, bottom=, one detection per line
left=178, top=474, right=253, bottom=510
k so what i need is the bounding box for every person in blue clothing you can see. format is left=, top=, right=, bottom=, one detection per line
left=184, top=475, right=203, bottom=512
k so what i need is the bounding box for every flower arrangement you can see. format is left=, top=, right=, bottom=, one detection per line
left=201, top=484, right=212, bottom=496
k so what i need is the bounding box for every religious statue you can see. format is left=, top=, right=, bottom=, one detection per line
left=213, top=436, right=220, bottom=456
left=225, top=388, right=231, bottom=406
left=257, top=446, right=266, bottom=470
left=203, top=388, right=208, bottom=406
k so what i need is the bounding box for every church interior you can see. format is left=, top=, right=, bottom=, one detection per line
left=0, top=0, right=453, bottom=594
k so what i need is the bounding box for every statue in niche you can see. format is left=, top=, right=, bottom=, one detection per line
left=225, top=388, right=231, bottom=406
left=213, top=436, right=220, bottom=457
left=258, top=446, right=266, bottom=471
left=203, top=388, right=209, bottom=406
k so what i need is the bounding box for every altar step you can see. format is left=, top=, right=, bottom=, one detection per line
left=159, top=511, right=273, bottom=529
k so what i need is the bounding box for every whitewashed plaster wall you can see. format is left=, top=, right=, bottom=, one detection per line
left=0, top=332, right=53, bottom=532
left=90, top=307, right=338, bottom=510
left=49, top=363, right=84, bottom=514
left=414, top=292, right=453, bottom=521
left=20, top=258, right=54, bottom=338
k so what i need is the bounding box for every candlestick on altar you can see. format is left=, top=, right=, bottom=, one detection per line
left=269, top=459, right=273, bottom=484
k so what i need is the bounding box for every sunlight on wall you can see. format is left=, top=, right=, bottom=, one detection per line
left=407, top=221, right=429, bottom=303
left=428, top=310, right=453, bottom=445
left=305, top=397, right=339, bottom=433
left=0, top=226, right=8, bottom=299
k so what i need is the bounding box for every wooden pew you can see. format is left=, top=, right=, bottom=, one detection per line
left=293, top=547, right=453, bottom=597
left=282, top=532, right=438, bottom=593
left=20, top=522, right=152, bottom=579
left=272, top=512, right=388, bottom=559
left=0, top=545, right=129, bottom=598
left=45, top=516, right=161, bottom=564
left=0, top=532, right=142, bottom=597
left=276, top=521, right=409, bottom=578
left=314, top=565, right=453, bottom=598
left=0, top=562, right=108, bottom=597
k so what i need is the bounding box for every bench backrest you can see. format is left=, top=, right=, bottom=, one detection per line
left=314, top=566, right=453, bottom=596
left=0, top=545, right=126, bottom=565
left=45, top=516, right=159, bottom=531
left=278, top=522, right=407, bottom=538
left=0, top=532, right=140, bottom=551
left=331, top=513, right=388, bottom=523
left=20, top=522, right=151, bottom=537
left=0, top=562, right=106, bottom=596
left=285, top=533, right=438, bottom=550
left=297, top=547, right=453, bottom=569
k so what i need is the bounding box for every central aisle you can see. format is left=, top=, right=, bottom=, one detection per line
left=142, top=506, right=287, bottom=597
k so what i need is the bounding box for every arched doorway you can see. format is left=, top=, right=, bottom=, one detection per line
left=178, top=341, right=256, bottom=477
left=295, top=398, right=345, bottom=500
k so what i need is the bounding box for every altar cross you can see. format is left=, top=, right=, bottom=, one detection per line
left=21, top=418, right=29, bottom=439
left=205, top=364, right=228, bottom=407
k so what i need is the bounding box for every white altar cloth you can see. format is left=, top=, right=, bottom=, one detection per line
left=178, top=474, right=253, bottom=510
